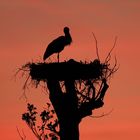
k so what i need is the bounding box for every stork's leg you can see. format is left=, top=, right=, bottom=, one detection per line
left=57, top=53, right=59, bottom=63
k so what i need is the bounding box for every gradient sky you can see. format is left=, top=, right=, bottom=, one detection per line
left=0, top=0, right=140, bottom=139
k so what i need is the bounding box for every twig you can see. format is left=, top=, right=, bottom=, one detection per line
left=92, top=32, right=100, bottom=60
left=16, top=127, right=26, bottom=140
left=23, top=75, right=30, bottom=90
left=19, top=75, right=30, bottom=101
left=105, top=36, right=118, bottom=63
left=95, top=81, right=103, bottom=100
left=89, top=109, right=113, bottom=118
left=106, top=56, right=119, bottom=79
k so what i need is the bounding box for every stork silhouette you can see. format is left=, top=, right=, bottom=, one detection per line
left=43, top=27, right=72, bottom=62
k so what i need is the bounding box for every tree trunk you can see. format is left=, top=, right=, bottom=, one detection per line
left=47, top=79, right=80, bottom=140
left=59, top=121, right=79, bottom=140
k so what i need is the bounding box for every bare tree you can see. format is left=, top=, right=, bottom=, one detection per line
left=18, top=36, right=118, bottom=140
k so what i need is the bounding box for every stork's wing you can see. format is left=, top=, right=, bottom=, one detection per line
left=43, top=36, right=65, bottom=60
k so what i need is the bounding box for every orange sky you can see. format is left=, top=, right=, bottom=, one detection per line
left=0, top=0, right=140, bottom=139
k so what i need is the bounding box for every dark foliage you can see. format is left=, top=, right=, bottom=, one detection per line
left=22, top=103, right=59, bottom=140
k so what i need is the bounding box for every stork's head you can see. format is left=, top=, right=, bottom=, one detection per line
left=64, top=27, right=70, bottom=34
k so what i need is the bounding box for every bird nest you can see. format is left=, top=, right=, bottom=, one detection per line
left=16, top=57, right=118, bottom=102
left=19, top=58, right=116, bottom=82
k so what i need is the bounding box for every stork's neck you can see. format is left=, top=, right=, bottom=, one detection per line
left=65, top=32, right=72, bottom=44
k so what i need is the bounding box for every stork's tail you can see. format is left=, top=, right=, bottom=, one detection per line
left=43, top=49, right=50, bottom=61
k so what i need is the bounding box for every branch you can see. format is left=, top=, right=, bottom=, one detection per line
left=16, top=127, right=26, bottom=140
left=92, top=32, right=100, bottom=60
left=105, top=36, right=118, bottom=63
left=78, top=80, right=109, bottom=120
left=90, top=109, right=113, bottom=118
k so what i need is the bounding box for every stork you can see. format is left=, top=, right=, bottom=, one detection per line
left=43, top=27, right=72, bottom=62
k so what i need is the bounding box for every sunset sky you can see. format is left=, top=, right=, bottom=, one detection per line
left=0, top=0, right=140, bottom=139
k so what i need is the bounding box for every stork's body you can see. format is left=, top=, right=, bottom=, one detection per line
left=43, top=27, right=72, bottom=62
